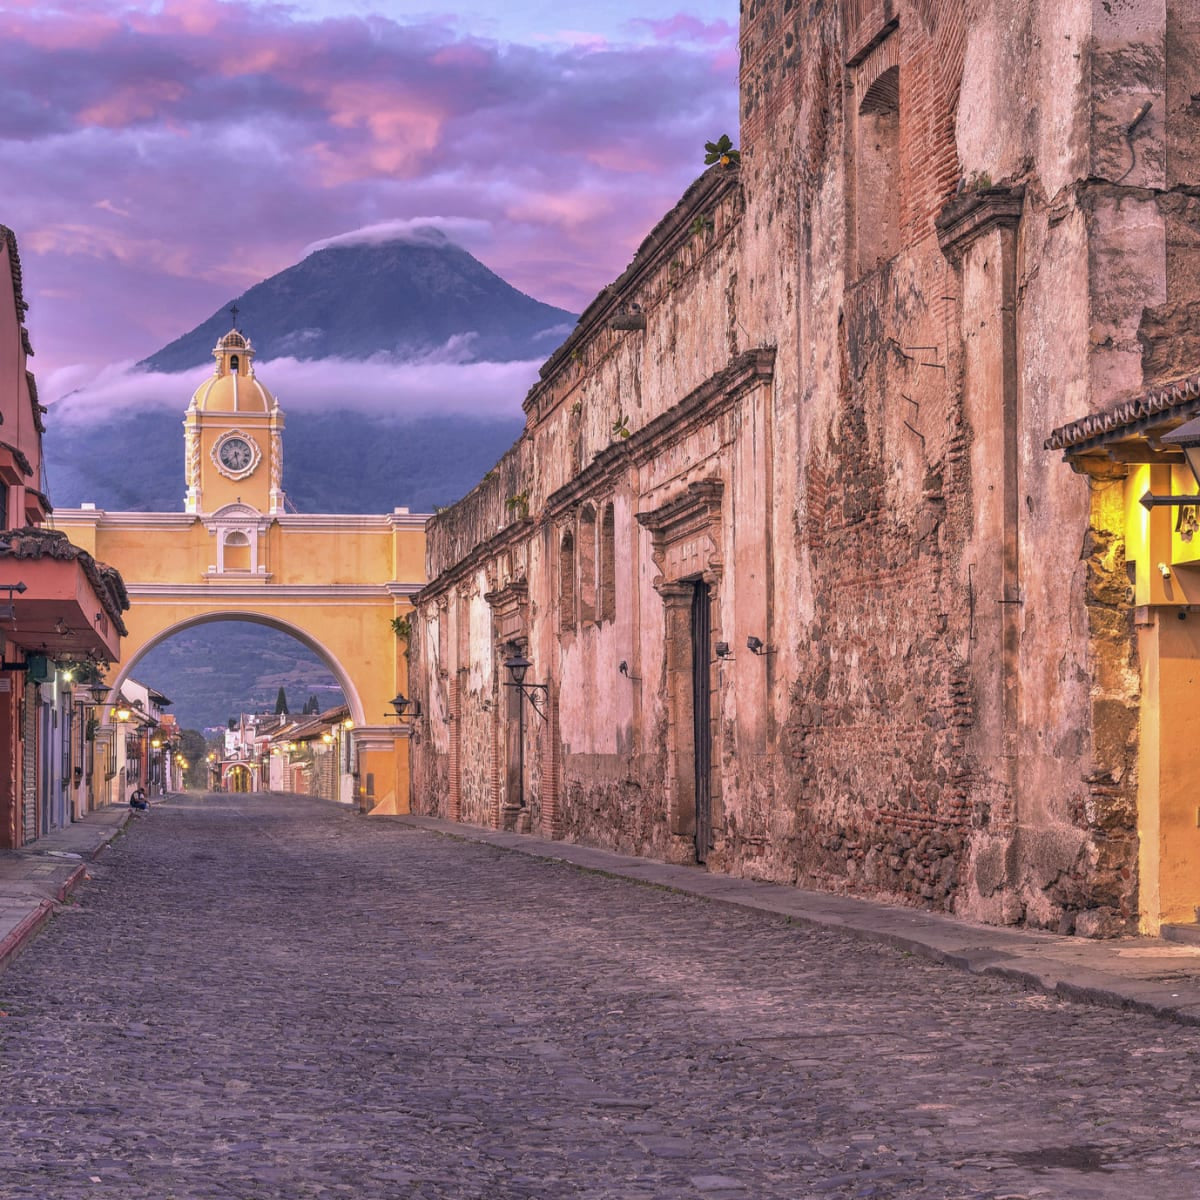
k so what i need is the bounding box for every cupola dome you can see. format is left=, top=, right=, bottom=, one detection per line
left=189, top=326, right=277, bottom=414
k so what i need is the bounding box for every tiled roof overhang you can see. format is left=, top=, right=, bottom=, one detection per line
left=1045, top=372, right=1200, bottom=456
left=0, top=441, right=33, bottom=483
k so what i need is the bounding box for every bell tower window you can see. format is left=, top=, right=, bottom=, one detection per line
left=223, top=530, right=251, bottom=571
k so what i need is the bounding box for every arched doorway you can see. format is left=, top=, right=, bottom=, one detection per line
left=225, top=764, right=252, bottom=792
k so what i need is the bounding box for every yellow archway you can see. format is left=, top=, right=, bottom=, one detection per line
left=58, top=508, right=425, bottom=816
left=107, top=611, right=367, bottom=726
left=224, top=763, right=253, bottom=793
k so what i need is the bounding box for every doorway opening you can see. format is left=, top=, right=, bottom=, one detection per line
left=691, top=580, right=713, bottom=864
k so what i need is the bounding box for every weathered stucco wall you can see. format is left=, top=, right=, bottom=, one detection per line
left=412, top=0, right=1200, bottom=936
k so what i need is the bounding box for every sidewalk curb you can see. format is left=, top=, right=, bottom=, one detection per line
left=55, top=864, right=88, bottom=903
left=0, top=899, right=55, bottom=975
left=0, top=807, right=132, bottom=979
left=88, top=810, right=132, bottom=859
left=389, top=814, right=1200, bottom=1028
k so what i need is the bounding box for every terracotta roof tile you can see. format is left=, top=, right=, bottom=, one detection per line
left=1045, top=371, right=1200, bottom=452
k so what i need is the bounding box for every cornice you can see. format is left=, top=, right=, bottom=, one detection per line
left=125, top=582, right=402, bottom=600
left=936, top=185, right=1026, bottom=262
left=54, top=509, right=429, bottom=532
left=415, top=517, right=533, bottom=606
left=524, top=166, right=742, bottom=417
left=54, top=510, right=199, bottom=528
left=544, top=346, right=776, bottom=518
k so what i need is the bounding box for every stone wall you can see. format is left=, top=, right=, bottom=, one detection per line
left=412, top=0, right=1200, bottom=936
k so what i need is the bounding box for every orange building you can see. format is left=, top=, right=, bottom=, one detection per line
left=0, top=225, right=128, bottom=847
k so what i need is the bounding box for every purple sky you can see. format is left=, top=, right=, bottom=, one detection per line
left=1, top=0, right=738, bottom=396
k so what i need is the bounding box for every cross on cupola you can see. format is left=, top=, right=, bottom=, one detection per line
left=230, top=304, right=240, bottom=328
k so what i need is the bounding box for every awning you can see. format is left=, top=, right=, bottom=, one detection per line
left=1, top=555, right=123, bottom=660
left=0, top=528, right=128, bottom=662
left=1046, top=371, right=1200, bottom=465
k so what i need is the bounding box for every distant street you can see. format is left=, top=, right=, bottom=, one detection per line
left=1, top=793, right=1198, bottom=1199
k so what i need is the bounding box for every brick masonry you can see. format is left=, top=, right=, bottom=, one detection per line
left=411, top=1, right=1199, bottom=937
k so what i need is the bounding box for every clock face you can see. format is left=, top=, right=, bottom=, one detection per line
left=219, top=437, right=253, bottom=471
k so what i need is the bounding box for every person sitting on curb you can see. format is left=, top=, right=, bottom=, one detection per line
left=129, top=787, right=149, bottom=813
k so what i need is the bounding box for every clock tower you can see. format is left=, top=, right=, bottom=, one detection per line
left=183, top=325, right=285, bottom=517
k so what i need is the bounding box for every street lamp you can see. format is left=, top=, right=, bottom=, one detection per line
left=502, top=653, right=550, bottom=812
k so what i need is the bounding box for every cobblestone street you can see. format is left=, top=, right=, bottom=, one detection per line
left=2, top=794, right=1200, bottom=1199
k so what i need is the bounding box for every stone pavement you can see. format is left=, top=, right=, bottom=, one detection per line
left=396, top=815, right=1200, bottom=1026
left=0, top=802, right=132, bottom=975
left=5, top=793, right=1200, bottom=1198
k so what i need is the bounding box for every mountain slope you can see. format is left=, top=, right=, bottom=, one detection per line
left=45, top=410, right=523, bottom=514
left=141, top=235, right=576, bottom=371
left=46, top=233, right=561, bottom=729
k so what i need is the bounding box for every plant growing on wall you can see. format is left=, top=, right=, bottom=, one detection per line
left=612, top=413, right=632, bottom=440
left=390, top=615, right=412, bottom=641
left=505, top=491, right=530, bottom=519
left=704, top=134, right=740, bottom=167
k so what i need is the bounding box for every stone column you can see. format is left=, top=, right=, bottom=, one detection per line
left=937, top=186, right=1024, bottom=896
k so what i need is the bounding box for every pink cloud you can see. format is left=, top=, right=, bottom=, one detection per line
left=0, top=2, right=738, bottom=377
left=630, top=15, right=736, bottom=44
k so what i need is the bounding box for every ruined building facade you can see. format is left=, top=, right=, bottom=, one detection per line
left=411, top=0, right=1200, bottom=936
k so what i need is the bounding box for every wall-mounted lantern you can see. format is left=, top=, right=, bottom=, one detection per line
left=503, top=654, right=548, bottom=717
left=389, top=691, right=423, bottom=720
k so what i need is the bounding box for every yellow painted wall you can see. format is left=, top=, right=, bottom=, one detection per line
left=54, top=509, right=426, bottom=815
left=1122, top=466, right=1200, bottom=931
left=1138, top=613, right=1200, bottom=930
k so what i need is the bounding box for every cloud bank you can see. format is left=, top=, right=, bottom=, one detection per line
left=45, top=354, right=541, bottom=427
left=302, top=217, right=495, bottom=256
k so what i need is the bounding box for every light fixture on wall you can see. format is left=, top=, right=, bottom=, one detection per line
left=715, top=642, right=732, bottom=659
left=0, top=580, right=26, bottom=623
left=618, top=660, right=641, bottom=681
left=502, top=652, right=550, bottom=813
left=1141, top=416, right=1200, bottom=508
left=746, top=635, right=766, bottom=655
left=389, top=691, right=423, bottom=720
left=503, top=654, right=548, bottom=717
left=114, top=704, right=132, bottom=723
